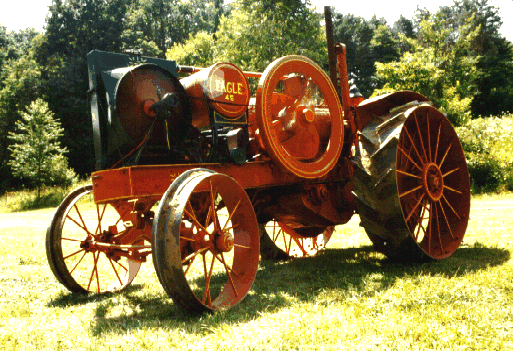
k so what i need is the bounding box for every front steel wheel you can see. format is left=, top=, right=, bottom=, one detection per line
left=152, top=169, right=260, bottom=313
left=46, top=185, right=142, bottom=293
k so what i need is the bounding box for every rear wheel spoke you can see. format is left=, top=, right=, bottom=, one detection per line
left=401, top=128, right=425, bottom=169
left=434, top=203, right=444, bottom=254
left=442, top=194, right=461, bottom=220
left=399, top=185, right=423, bottom=198
left=405, top=193, right=426, bottom=222
left=437, top=201, right=455, bottom=241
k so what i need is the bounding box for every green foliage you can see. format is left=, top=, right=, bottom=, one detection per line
left=0, top=185, right=76, bottom=212
left=456, top=114, right=513, bottom=192
left=123, top=0, right=225, bottom=58
left=167, top=0, right=326, bottom=72
left=374, top=11, right=479, bottom=126
left=8, top=99, right=76, bottom=198
left=0, top=40, right=43, bottom=192
left=35, top=0, right=130, bottom=176
left=167, top=31, right=216, bottom=67
left=332, top=14, right=385, bottom=97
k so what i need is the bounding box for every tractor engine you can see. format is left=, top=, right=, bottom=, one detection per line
left=88, top=50, right=355, bottom=235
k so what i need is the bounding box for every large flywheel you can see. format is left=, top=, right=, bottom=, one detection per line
left=256, top=56, right=344, bottom=179
left=353, top=100, right=471, bottom=260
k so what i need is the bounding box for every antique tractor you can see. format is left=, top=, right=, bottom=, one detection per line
left=46, top=13, right=470, bottom=313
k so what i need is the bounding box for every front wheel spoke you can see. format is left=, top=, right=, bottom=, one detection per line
left=398, top=146, right=423, bottom=172
left=292, top=236, right=308, bottom=256
left=108, top=257, right=123, bottom=286
left=202, top=254, right=215, bottom=306
left=180, top=236, right=195, bottom=242
left=204, top=202, right=213, bottom=228
left=181, top=247, right=208, bottom=265
left=222, top=223, right=240, bottom=233
left=214, top=255, right=238, bottom=277
left=271, top=223, right=279, bottom=241
left=68, top=250, right=87, bottom=274
left=61, top=237, right=84, bottom=243
left=222, top=199, right=242, bottom=231
left=284, top=232, right=292, bottom=254
left=111, top=258, right=128, bottom=273
left=72, top=204, right=90, bottom=235
left=66, top=213, right=92, bottom=236
left=220, top=252, right=238, bottom=297
left=183, top=254, right=197, bottom=277
left=442, top=194, right=461, bottom=220
left=184, top=208, right=209, bottom=233
left=95, top=204, right=108, bottom=235
left=209, top=181, right=219, bottom=230
left=63, top=248, right=87, bottom=261
left=399, top=185, right=423, bottom=198
left=113, top=207, right=130, bottom=228
left=87, top=251, right=100, bottom=292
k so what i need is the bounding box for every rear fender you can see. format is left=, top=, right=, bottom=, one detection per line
left=353, top=91, right=430, bottom=132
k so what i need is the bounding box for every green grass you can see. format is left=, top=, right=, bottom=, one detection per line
left=1, top=194, right=512, bottom=350
left=0, top=181, right=89, bottom=213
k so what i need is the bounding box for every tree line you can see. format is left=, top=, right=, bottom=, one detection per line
left=0, top=0, right=512, bottom=194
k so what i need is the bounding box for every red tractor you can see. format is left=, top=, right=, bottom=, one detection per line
left=46, top=11, right=470, bottom=313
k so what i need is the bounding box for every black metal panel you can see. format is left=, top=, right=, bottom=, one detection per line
left=86, top=50, right=178, bottom=170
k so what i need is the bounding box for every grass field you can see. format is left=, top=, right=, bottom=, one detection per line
left=0, top=193, right=512, bottom=350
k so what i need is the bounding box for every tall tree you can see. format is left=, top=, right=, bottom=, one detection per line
left=332, top=14, right=376, bottom=97
left=413, top=0, right=512, bottom=117
left=36, top=0, right=129, bottom=176
left=0, top=32, right=43, bottom=192
left=8, top=99, right=76, bottom=199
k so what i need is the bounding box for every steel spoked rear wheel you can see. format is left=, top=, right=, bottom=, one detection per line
left=260, top=221, right=334, bottom=259
left=152, top=169, right=260, bottom=313
left=46, top=185, right=142, bottom=293
left=397, top=105, right=470, bottom=258
left=353, top=102, right=470, bottom=260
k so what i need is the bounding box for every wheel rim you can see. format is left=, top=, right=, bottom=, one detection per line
left=263, top=221, right=333, bottom=258
left=256, top=55, right=344, bottom=179
left=46, top=186, right=142, bottom=293
left=153, top=169, right=259, bottom=312
left=397, top=105, right=470, bottom=259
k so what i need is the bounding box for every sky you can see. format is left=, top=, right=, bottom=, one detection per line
left=0, top=0, right=512, bottom=42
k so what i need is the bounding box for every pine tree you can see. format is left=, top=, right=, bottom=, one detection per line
left=8, top=99, right=76, bottom=199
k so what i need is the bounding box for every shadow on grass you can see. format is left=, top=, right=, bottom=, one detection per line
left=59, top=243, right=508, bottom=335
left=48, top=284, right=146, bottom=308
